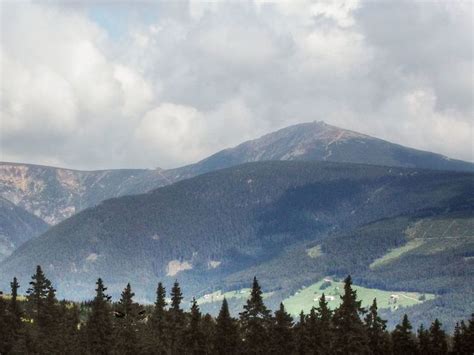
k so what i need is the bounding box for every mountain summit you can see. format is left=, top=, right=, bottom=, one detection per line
left=168, top=121, right=473, bottom=179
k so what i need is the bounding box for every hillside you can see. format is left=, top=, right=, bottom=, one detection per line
left=166, top=121, right=474, bottom=180
left=0, top=197, right=48, bottom=262
left=0, top=162, right=169, bottom=224
left=1, top=121, right=472, bottom=226
left=1, top=161, right=472, bottom=320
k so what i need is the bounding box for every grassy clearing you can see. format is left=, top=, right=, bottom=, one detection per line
left=282, top=278, right=434, bottom=316
left=197, top=288, right=273, bottom=306
left=370, top=239, right=425, bottom=269
left=306, top=245, right=322, bottom=258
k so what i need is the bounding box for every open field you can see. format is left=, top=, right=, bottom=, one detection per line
left=197, top=288, right=274, bottom=306
left=282, top=278, right=435, bottom=316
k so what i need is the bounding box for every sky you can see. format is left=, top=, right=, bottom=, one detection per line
left=1, top=0, right=473, bottom=170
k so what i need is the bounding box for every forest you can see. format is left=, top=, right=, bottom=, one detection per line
left=1, top=266, right=473, bottom=354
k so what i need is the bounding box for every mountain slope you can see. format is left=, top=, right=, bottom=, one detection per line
left=0, top=197, right=48, bottom=262
left=0, top=162, right=170, bottom=224
left=166, top=121, right=474, bottom=180
left=1, top=161, right=472, bottom=302
left=1, top=122, right=472, bottom=226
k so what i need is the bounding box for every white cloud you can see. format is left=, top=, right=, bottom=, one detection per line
left=0, top=0, right=472, bottom=169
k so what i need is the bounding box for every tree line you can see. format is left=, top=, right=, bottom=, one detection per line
left=0, top=265, right=473, bottom=354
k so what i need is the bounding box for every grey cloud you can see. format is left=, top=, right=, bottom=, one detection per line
left=1, top=0, right=472, bottom=170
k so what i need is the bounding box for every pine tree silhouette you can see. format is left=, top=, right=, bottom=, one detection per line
left=332, top=275, right=369, bottom=354
left=315, top=293, right=333, bottom=354
left=169, top=280, right=185, bottom=354
left=215, top=297, right=239, bottom=354
left=185, top=298, right=205, bottom=354
left=113, top=283, right=143, bottom=355
left=145, top=282, right=168, bottom=354
left=428, top=318, right=448, bottom=355
left=86, top=278, right=114, bottom=355
left=392, top=314, right=417, bottom=355
left=270, top=302, right=294, bottom=354
left=364, top=299, right=391, bottom=354
left=239, top=277, right=272, bottom=354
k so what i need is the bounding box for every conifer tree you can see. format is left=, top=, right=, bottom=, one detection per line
left=0, top=291, right=13, bottom=354
left=215, top=297, right=239, bottom=355
left=464, top=314, right=474, bottom=353
left=26, top=265, right=52, bottom=325
left=239, top=277, right=272, bottom=354
left=364, top=299, right=391, bottom=354
left=428, top=318, right=448, bottom=355
left=9, top=277, right=22, bottom=331
left=270, top=302, right=294, bottom=355
left=417, top=324, right=431, bottom=354
left=8, top=277, right=25, bottom=352
left=305, top=307, right=318, bottom=354
left=451, top=322, right=464, bottom=354
left=332, top=275, right=369, bottom=354
left=392, top=314, right=417, bottom=355
left=113, top=283, right=144, bottom=355
left=86, top=278, right=114, bottom=355
left=294, top=311, right=309, bottom=355
left=315, top=293, right=333, bottom=354
left=201, top=313, right=216, bottom=354
left=169, top=280, right=185, bottom=354
left=185, top=298, right=205, bottom=354
left=145, top=282, right=168, bottom=354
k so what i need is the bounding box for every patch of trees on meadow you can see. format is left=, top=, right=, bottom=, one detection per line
left=1, top=266, right=473, bottom=354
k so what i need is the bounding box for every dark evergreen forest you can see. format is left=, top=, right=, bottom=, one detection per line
left=1, top=266, right=473, bottom=355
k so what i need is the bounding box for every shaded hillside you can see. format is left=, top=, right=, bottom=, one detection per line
left=1, top=161, right=472, bottom=304
left=0, top=197, right=48, bottom=262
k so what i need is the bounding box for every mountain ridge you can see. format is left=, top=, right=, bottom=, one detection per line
left=2, top=121, right=472, bottom=227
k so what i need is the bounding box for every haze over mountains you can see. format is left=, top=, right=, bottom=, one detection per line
left=0, top=121, right=472, bottom=328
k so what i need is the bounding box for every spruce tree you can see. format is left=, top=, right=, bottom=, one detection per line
left=270, top=303, right=294, bottom=355
left=86, top=278, right=114, bottom=355
left=392, top=314, right=417, bottom=355
left=294, top=311, right=309, bottom=355
left=8, top=277, right=25, bottom=352
left=0, top=291, right=13, bottom=354
left=145, top=282, right=168, bottom=354
left=113, top=283, right=144, bottom=355
left=185, top=298, right=205, bottom=354
left=428, top=318, right=448, bottom=355
left=464, top=314, right=474, bottom=353
left=305, top=307, right=318, bottom=354
left=26, top=265, right=52, bottom=325
left=332, top=275, right=369, bottom=354
left=239, top=277, right=272, bottom=354
left=40, top=286, right=62, bottom=353
left=364, top=299, right=391, bottom=354
left=417, top=324, right=431, bottom=354
left=201, top=313, right=216, bottom=355
left=215, top=298, right=239, bottom=355
left=315, top=293, right=333, bottom=354
left=169, top=280, right=185, bottom=354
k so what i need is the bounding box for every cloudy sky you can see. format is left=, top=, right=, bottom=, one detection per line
left=1, top=0, right=472, bottom=170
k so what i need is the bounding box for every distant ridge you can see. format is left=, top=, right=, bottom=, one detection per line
left=1, top=121, right=472, bottom=225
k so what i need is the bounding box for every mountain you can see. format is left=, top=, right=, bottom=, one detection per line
left=1, top=160, right=472, bottom=323
left=1, top=122, right=472, bottom=226
left=0, top=197, right=48, bottom=262
left=166, top=121, right=474, bottom=180
left=0, top=162, right=169, bottom=225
